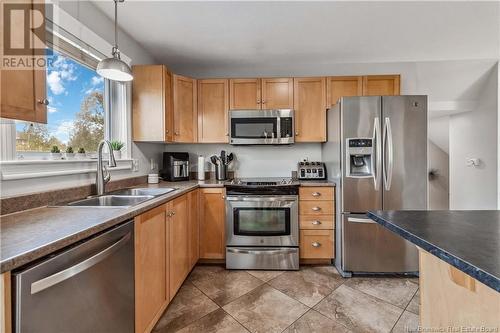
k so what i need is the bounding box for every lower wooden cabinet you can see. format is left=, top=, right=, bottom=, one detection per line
left=188, top=189, right=200, bottom=269
left=134, top=204, right=168, bottom=333
left=168, top=194, right=190, bottom=299
left=199, top=188, right=226, bottom=259
left=300, top=229, right=334, bottom=259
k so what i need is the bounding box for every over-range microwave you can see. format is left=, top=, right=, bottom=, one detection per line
left=229, top=109, right=294, bottom=145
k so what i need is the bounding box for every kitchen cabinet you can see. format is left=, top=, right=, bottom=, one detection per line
left=188, top=189, right=200, bottom=269
left=132, top=65, right=173, bottom=142
left=261, top=78, right=294, bottom=109
left=299, top=230, right=334, bottom=259
left=199, top=188, right=226, bottom=259
left=197, top=79, right=229, bottom=143
left=229, top=78, right=293, bottom=110
left=327, top=76, right=363, bottom=106
left=1, top=1, right=47, bottom=123
left=229, top=78, right=261, bottom=109
left=134, top=205, right=168, bottom=333
left=173, top=74, right=197, bottom=142
left=362, top=75, right=400, bottom=96
left=293, top=77, right=327, bottom=142
left=168, top=194, right=190, bottom=298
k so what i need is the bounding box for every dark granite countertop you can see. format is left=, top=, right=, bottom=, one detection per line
left=0, top=180, right=223, bottom=273
left=367, top=210, right=500, bottom=292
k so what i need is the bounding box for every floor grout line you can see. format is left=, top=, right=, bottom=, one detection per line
left=389, top=286, right=420, bottom=333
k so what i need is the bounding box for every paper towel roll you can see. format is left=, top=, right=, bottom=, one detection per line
left=197, top=155, right=205, bottom=180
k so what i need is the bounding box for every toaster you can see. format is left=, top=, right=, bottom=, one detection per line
left=297, top=161, right=326, bottom=180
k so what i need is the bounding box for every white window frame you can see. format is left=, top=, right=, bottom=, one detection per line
left=0, top=3, right=134, bottom=181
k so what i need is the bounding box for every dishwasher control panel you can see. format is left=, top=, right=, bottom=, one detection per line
left=297, top=161, right=327, bottom=180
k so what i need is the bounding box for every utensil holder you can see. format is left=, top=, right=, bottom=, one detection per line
left=215, top=164, right=228, bottom=180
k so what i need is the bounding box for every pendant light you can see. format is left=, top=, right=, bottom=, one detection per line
left=96, top=0, right=133, bottom=82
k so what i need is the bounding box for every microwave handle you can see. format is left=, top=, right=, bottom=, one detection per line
left=277, top=116, right=281, bottom=139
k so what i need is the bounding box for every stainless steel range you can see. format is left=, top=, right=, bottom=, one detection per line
left=225, top=178, right=299, bottom=270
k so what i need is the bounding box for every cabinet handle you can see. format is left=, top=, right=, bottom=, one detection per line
left=225, top=133, right=229, bottom=136
left=312, top=206, right=321, bottom=212
left=311, top=192, right=321, bottom=197
left=37, top=98, right=49, bottom=106
left=257, top=100, right=261, bottom=104
left=261, top=100, right=266, bottom=104
left=167, top=211, right=172, bottom=217
left=166, top=129, right=169, bottom=134
left=295, top=131, right=299, bottom=136
left=312, top=220, right=322, bottom=225
left=312, top=242, right=321, bottom=248
left=171, top=211, right=176, bottom=216
left=174, top=132, right=180, bottom=136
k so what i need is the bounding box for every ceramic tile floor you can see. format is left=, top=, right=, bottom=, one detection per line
left=153, top=265, right=420, bottom=333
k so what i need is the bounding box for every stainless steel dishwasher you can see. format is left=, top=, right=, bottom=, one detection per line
left=12, top=220, right=134, bottom=333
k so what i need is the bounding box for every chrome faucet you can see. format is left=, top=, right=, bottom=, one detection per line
left=96, top=140, right=117, bottom=195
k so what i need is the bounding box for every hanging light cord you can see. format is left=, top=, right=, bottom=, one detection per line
left=112, top=0, right=124, bottom=59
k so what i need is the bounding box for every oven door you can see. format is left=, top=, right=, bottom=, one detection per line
left=226, top=195, right=298, bottom=247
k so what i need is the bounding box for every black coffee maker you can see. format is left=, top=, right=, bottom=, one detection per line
left=160, top=152, right=190, bottom=181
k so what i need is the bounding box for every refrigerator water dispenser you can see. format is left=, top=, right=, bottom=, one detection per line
left=346, top=138, right=373, bottom=177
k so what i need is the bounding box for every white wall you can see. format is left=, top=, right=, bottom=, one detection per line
left=449, top=65, right=498, bottom=209
left=428, top=141, right=449, bottom=210
left=164, top=144, right=321, bottom=178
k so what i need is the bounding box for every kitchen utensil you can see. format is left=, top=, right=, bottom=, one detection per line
left=221, top=150, right=226, bottom=164
left=226, top=153, right=234, bottom=165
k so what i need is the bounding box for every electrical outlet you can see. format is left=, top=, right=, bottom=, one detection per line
left=132, top=159, right=139, bottom=172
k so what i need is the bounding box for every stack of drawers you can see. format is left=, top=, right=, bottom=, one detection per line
left=298, top=187, right=335, bottom=259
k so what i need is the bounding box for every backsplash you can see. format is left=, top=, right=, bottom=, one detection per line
left=164, top=143, right=322, bottom=178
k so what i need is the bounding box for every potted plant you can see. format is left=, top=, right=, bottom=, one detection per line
left=65, top=146, right=75, bottom=160
left=76, top=147, right=86, bottom=159
left=110, top=140, right=124, bottom=160
left=50, top=145, right=61, bottom=160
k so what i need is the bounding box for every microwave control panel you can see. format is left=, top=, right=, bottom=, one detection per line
left=297, top=161, right=327, bottom=180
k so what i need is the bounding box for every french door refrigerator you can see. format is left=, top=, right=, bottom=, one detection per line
left=322, top=95, right=428, bottom=277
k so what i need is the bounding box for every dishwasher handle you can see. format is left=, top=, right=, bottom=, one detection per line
left=30, top=232, right=131, bottom=295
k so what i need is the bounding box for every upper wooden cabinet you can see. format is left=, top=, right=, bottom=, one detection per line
left=327, top=76, right=363, bottom=106
left=229, top=78, right=293, bottom=110
left=173, top=74, right=197, bottom=143
left=229, top=78, right=260, bottom=109
left=199, top=188, right=226, bottom=259
left=134, top=205, right=168, bottom=333
left=293, top=77, right=327, bottom=142
left=261, top=78, right=293, bottom=109
left=197, top=79, right=229, bottom=143
left=132, top=65, right=173, bottom=142
left=1, top=1, right=47, bottom=124
left=362, top=75, right=400, bottom=96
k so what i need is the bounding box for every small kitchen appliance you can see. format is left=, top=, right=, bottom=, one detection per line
left=297, top=161, right=327, bottom=180
left=225, top=178, right=299, bottom=270
left=229, top=109, right=294, bottom=145
left=160, top=152, right=189, bottom=181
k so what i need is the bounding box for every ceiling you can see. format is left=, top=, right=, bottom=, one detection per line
left=92, top=1, right=499, bottom=75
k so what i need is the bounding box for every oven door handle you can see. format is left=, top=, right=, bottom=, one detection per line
left=226, top=196, right=297, bottom=202
left=227, top=248, right=297, bottom=255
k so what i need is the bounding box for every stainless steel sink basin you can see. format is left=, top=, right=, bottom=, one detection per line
left=67, top=195, right=154, bottom=207
left=111, top=187, right=176, bottom=197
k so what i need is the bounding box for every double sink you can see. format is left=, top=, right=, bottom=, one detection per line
left=65, top=187, right=177, bottom=208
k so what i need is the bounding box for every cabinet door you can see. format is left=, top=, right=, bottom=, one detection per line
left=199, top=188, right=226, bottom=259
left=327, top=76, right=363, bottom=106
left=188, top=189, right=200, bottom=269
left=1, top=2, right=47, bottom=123
left=173, top=74, right=197, bottom=142
left=362, top=75, right=400, bottom=96
left=229, top=79, right=261, bottom=109
left=261, top=78, right=293, bottom=109
left=168, top=194, right=190, bottom=298
left=293, top=77, right=327, bottom=142
left=132, top=65, right=171, bottom=141
left=197, top=79, right=229, bottom=143
left=135, top=205, right=168, bottom=333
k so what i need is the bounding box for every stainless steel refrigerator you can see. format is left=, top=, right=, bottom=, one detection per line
left=322, top=96, right=428, bottom=277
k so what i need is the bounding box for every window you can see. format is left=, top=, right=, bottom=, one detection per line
left=15, top=50, right=105, bottom=158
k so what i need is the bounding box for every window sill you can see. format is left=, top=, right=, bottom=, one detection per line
left=0, top=159, right=137, bottom=181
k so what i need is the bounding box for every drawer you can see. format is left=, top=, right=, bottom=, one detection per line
left=300, top=230, right=334, bottom=259
left=299, top=201, right=334, bottom=215
left=299, top=187, right=334, bottom=201
left=299, top=215, right=334, bottom=230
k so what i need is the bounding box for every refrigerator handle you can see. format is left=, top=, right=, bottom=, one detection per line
left=373, top=117, right=381, bottom=191
left=383, top=117, right=394, bottom=190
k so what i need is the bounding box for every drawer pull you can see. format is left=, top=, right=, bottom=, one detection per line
left=311, top=220, right=322, bottom=225
left=311, top=192, right=321, bottom=197
left=311, top=242, right=322, bottom=248
left=311, top=206, right=321, bottom=212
